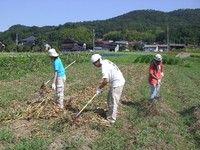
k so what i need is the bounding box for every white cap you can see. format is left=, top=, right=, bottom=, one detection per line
left=154, top=54, right=162, bottom=61
left=91, top=54, right=102, bottom=63
left=48, top=48, right=59, bottom=57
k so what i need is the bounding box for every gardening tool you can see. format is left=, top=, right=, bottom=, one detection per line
left=76, top=94, right=97, bottom=118
left=40, top=60, right=76, bottom=89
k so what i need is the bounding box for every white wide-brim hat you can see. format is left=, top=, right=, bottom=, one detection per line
left=48, top=48, right=59, bottom=57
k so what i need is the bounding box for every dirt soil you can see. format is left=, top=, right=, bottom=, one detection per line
left=190, top=105, right=200, bottom=132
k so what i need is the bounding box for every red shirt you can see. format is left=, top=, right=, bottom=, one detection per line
left=148, top=60, right=163, bottom=85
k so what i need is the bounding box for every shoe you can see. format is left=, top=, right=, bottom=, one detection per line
left=58, top=104, right=64, bottom=109
left=108, top=119, right=115, bottom=124
left=155, top=96, right=160, bottom=100
left=149, top=99, right=157, bottom=103
left=107, top=117, right=116, bottom=124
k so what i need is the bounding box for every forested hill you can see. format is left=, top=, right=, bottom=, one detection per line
left=0, top=9, right=200, bottom=48
left=109, top=9, right=200, bottom=27
left=78, top=9, right=200, bottom=42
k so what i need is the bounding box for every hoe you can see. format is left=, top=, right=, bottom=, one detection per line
left=76, top=94, right=97, bottom=118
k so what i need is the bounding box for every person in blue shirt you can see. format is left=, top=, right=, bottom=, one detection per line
left=48, top=48, right=66, bottom=109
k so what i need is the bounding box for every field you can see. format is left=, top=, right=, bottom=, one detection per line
left=0, top=51, right=200, bottom=150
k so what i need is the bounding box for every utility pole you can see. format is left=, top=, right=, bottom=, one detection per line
left=16, top=33, right=18, bottom=45
left=92, top=29, right=95, bottom=50
left=167, top=23, right=169, bottom=51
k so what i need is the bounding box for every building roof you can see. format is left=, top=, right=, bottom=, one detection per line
left=21, top=36, right=36, bottom=42
left=169, top=44, right=186, bottom=47
left=144, top=45, right=158, bottom=48
left=115, top=41, right=128, bottom=44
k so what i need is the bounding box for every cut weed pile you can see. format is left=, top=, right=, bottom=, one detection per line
left=1, top=82, right=110, bottom=149
left=1, top=81, right=107, bottom=131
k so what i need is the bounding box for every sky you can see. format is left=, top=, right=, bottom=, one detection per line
left=0, top=0, right=199, bottom=32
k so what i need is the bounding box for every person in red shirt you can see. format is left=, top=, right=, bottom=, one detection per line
left=148, top=54, right=164, bottom=102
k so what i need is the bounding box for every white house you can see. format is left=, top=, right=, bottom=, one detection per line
left=115, top=41, right=128, bottom=47
left=144, top=45, right=158, bottom=52
left=144, top=44, right=168, bottom=52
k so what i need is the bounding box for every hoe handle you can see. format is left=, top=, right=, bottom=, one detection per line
left=76, top=94, right=97, bottom=118
left=44, top=60, right=76, bottom=85
left=64, top=60, right=76, bottom=70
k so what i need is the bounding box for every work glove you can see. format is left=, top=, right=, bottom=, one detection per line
left=96, top=88, right=102, bottom=95
left=161, top=72, right=164, bottom=77
left=157, top=79, right=161, bottom=85
left=52, top=83, right=56, bottom=90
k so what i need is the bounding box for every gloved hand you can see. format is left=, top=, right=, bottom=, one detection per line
left=96, top=88, right=102, bottom=95
left=161, top=72, right=164, bottom=77
left=52, top=83, right=56, bottom=90
left=157, top=79, right=161, bottom=85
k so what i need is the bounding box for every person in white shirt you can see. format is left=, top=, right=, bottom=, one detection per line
left=91, top=54, right=125, bottom=124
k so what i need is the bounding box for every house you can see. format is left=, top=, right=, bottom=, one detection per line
left=61, top=39, right=86, bottom=52
left=41, top=41, right=51, bottom=51
left=19, top=36, right=36, bottom=46
left=169, top=44, right=186, bottom=49
left=144, top=43, right=186, bottom=52
left=144, top=45, right=158, bottom=52
left=115, top=41, right=128, bottom=47
left=94, top=40, right=118, bottom=51
left=158, top=45, right=168, bottom=52
left=0, top=41, right=5, bottom=51
left=94, top=40, right=104, bottom=50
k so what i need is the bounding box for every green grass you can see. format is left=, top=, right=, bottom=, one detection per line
left=0, top=51, right=200, bottom=149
